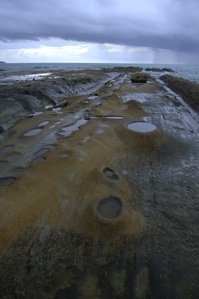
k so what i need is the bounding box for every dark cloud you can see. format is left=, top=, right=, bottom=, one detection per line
left=0, top=0, right=199, bottom=53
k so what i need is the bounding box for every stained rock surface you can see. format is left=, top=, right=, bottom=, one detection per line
left=0, top=68, right=199, bottom=299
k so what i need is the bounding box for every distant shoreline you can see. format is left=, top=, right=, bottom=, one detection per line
left=0, top=62, right=199, bottom=84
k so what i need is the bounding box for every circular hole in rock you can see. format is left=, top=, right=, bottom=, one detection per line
left=128, top=122, right=157, bottom=133
left=103, top=167, right=119, bottom=181
left=96, top=196, right=123, bottom=220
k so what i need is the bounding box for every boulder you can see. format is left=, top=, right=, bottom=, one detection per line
left=131, top=73, right=150, bottom=83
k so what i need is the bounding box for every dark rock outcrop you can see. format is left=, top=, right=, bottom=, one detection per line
left=0, top=98, right=27, bottom=130
left=0, top=94, right=45, bottom=131
left=102, top=66, right=143, bottom=73
left=14, top=95, right=45, bottom=112
left=0, top=70, right=110, bottom=130
left=160, top=74, right=199, bottom=113
left=0, top=126, right=5, bottom=133
left=145, top=67, right=174, bottom=72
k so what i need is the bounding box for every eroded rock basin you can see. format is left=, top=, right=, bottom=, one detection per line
left=0, top=68, right=199, bottom=299
left=96, top=196, right=123, bottom=220
left=128, top=121, right=157, bottom=133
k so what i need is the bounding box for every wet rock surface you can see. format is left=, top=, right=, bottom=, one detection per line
left=160, top=74, right=199, bottom=113
left=0, top=68, right=199, bottom=298
left=0, top=69, right=112, bottom=131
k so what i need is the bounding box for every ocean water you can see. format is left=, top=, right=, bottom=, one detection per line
left=0, top=62, right=199, bottom=84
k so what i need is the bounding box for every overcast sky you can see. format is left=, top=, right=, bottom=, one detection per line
left=0, top=0, right=198, bottom=64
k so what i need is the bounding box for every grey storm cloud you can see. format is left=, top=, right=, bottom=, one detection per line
left=1, top=0, right=199, bottom=53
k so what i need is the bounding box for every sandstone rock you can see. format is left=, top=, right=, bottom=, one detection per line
left=0, top=98, right=26, bottom=130
left=14, top=95, right=45, bottom=112
left=0, top=95, right=45, bottom=131
left=0, top=68, right=198, bottom=298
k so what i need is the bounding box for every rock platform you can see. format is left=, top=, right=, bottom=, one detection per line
left=0, top=68, right=199, bottom=298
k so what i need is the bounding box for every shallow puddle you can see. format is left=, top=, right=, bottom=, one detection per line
left=105, top=115, right=124, bottom=120
left=29, top=111, right=43, bottom=117
left=38, top=121, right=50, bottom=127
left=128, top=122, right=157, bottom=133
left=123, top=93, right=149, bottom=103
left=87, top=95, right=99, bottom=100
left=96, top=129, right=105, bottom=134
left=58, top=119, right=87, bottom=137
left=53, top=108, right=63, bottom=114
left=91, top=115, right=124, bottom=120
left=96, top=196, right=123, bottom=220
left=0, top=73, right=51, bottom=84
left=24, top=128, right=42, bottom=137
